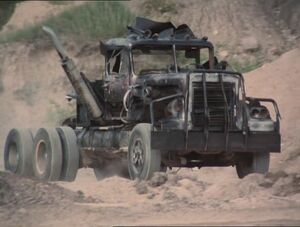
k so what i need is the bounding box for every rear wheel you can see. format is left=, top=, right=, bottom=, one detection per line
left=128, top=124, right=164, bottom=180
left=33, top=128, right=62, bottom=181
left=4, top=128, right=34, bottom=177
left=235, top=152, right=270, bottom=178
left=56, top=127, right=79, bottom=182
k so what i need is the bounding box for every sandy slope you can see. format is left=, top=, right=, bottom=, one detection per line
left=245, top=48, right=300, bottom=174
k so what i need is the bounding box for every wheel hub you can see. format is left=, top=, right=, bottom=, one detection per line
left=131, top=139, right=144, bottom=173
left=35, top=140, right=48, bottom=175
left=8, top=142, right=19, bottom=172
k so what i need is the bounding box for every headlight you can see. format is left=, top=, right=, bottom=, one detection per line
left=166, top=98, right=184, bottom=118
left=250, top=106, right=270, bottom=119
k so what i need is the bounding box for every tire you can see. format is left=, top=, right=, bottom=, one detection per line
left=128, top=123, right=163, bottom=180
left=33, top=128, right=63, bottom=181
left=56, top=127, right=79, bottom=182
left=4, top=128, right=34, bottom=177
left=235, top=152, right=270, bottom=179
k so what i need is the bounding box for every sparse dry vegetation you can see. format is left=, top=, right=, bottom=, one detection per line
left=13, top=82, right=39, bottom=106
left=0, top=1, right=134, bottom=43
left=48, top=0, right=71, bottom=6
left=46, top=99, right=75, bottom=125
left=229, top=50, right=264, bottom=73
left=229, top=56, right=263, bottom=73
left=215, top=43, right=264, bottom=73
left=142, top=0, right=178, bottom=15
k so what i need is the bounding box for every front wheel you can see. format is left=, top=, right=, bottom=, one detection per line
left=128, top=124, right=164, bottom=180
left=235, top=152, right=270, bottom=179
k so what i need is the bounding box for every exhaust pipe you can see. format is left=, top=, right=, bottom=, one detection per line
left=42, top=26, right=103, bottom=120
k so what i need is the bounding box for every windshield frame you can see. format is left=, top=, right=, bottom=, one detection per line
left=130, top=43, right=214, bottom=77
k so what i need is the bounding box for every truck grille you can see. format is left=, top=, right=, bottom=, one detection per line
left=192, top=81, right=234, bottom=131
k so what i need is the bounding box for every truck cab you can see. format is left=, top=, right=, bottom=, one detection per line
left=4, top=17, right=281, bottom=181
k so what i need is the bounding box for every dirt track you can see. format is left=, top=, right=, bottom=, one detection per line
left=1, top=167, right=300, bottom=226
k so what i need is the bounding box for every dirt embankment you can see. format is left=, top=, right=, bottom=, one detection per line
left=261, top=0, right=300, bottom=38
left=0, top=171, right=97, bottom=227
left=1, top=167, right=300, bottom=226
left=0, top=1, right=85, bottom=35
left=245, top=48, right=300, bottom=174
left=128, top=0, right=299, bottom=63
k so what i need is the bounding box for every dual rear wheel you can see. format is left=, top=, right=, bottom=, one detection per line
left=4, top=127, right=79, bottom=181
left=4, top=129, right=34, bottom=177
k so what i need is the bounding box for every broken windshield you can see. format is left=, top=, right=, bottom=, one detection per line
left=132, top=46, right=174, bottom=75
left=132, top=45, right=212, bottom=75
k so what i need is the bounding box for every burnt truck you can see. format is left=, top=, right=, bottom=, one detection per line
left=4, top=18, right=281, bottom=181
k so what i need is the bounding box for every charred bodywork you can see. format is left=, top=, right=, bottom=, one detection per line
left=58, top=17, right=281, bottom=177
left=4, top=17, right=281, bottom=181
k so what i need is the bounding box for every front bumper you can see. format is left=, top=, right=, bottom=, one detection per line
left=151, top=130, right=281, bottom=154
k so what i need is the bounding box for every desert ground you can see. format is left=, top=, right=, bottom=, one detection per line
left=0, top=1, right=300, bottom=226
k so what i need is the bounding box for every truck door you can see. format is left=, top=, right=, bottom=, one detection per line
left=105, top=50, right=130, bottom=103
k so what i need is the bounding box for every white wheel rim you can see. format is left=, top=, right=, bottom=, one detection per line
left=131, top=138, right=144, bottom=175
left=35, top=140, right=48, bottom=175
left=8, top=142, right=19, bottom=171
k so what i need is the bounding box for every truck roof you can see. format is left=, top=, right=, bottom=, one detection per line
left=102, top=37, right=213, bottom=48
left=100, top=17, right=213, bottom=56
